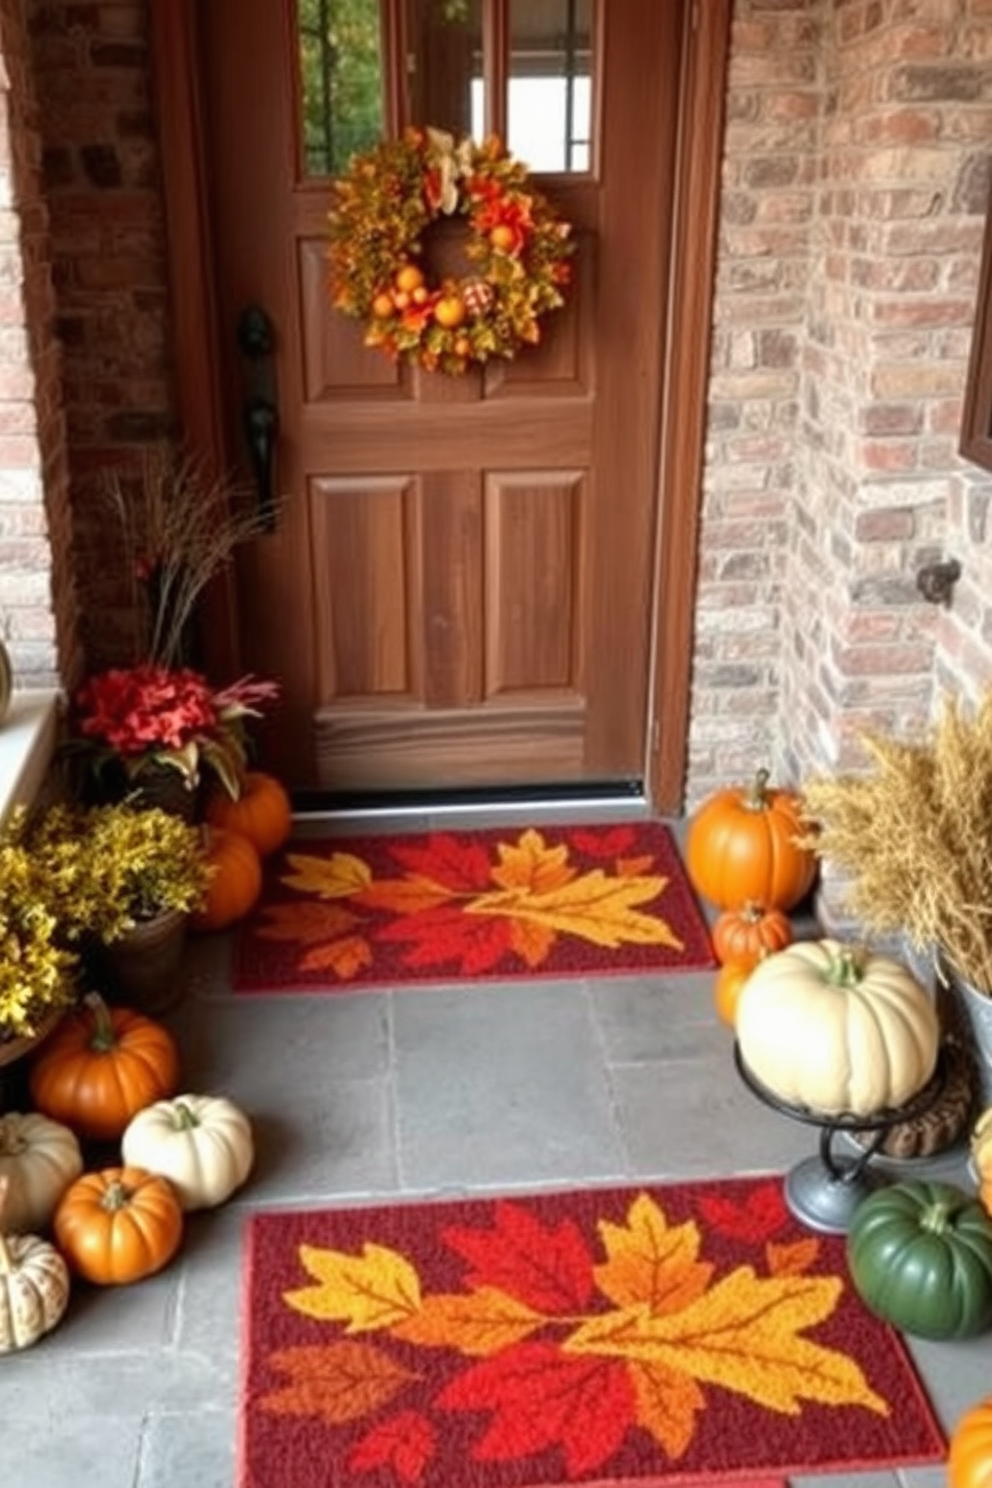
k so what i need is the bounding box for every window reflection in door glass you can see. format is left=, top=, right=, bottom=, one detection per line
left=406, top=0, right=483, bottom=139
left=502, top=0, right=592, bottom=171
left=297, top=0, right=385, bottom=177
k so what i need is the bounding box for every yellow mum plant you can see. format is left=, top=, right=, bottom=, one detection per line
left=0, top=812, right=78, bottom=1039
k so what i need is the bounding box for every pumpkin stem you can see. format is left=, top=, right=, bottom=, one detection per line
left=919, top=1200, right=958, bottom=1237
left=825, top=948, right=865, bottom=988
left=173, top=1101, right=200, bottom=1131
left=743, top=769, right=771, bottom=811
left=83, top=991, right=119, bottom=1053
left=100, top=1178, right=134, bottom=1213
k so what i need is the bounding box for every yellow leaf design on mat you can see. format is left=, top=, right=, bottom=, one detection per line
left=299, top=935, right=374, bottom=979
left=281, top=851, right=372, bottom=900
left=563, top=1268, right=889, bottom=1416
left=508, top=915, right=557, bottom=968
left=256, top=901, right=362, bottom=944
left=595, top=1195, right=714, bottom=1313
left=491, top=829, right=578, bottom=894
left=261, top=1341, right=416, bottom=1422
left=392, top=1286, right=545, bottom=1356
left=285, top=1243, right=422, bottom=1330
left=354, top=874, right=459, bottom=915
left=628, top=1357, right=706, bottom=1458
left=468, top=870, right=684, bottom=951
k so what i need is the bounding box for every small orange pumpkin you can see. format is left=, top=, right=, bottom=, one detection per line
left=190, top=827, right=262, bottom=932
left=712, top=902, right=793, bottom=969
left=53, top=1165, right=183, bottom=1285
left=28, top=995, right=179, bottom=1143
left=204, top=770, right=292, bottom=857
left=949, top=1393, right=992, bottom=1488
left=713, top=963, right=752, bottom=1028
left=685, top=768, right=817, bottom=912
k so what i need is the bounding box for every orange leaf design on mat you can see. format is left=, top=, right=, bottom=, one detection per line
left=490, top=829, right=578, bottom=895
left=594, top=1194, right=714, bottom=1313
left=256, top=900, right=362, bottom=945
left=285, top=1242, right=422, bottom=1330
left=468, top=870, right=684, bottom=951
left=354, top=874, right=459, bottom=915
left=392, top=1286, right=546, bottom=1356
left=617, top=853, right=656, bottom=877
left=767, top=1237, right=821, bottom=1276
left=507, top=915, right=557, bottom=968
left=628, top=1357, right=706, bottom=1458
left=261, top=1341, right=416, bottom=1422
left=563, top=1266, right=889, bottom=1416
left=299, top=934, right=374, bottom=979
left=348, top=1410, right=437, bottom=1484
left=437, top=1341, right=636, bottom=1477
left=281, top=850, right=372, bottom=899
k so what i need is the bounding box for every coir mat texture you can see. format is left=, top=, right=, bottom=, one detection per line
left=238, top=1175, right=946, bottom=1488
left=233, top=820, right=716, bottom=993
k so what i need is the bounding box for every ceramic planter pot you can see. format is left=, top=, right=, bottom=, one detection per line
left=103, top=908, right=189, bottom=1015
left=937, top=952, right=992, bottom=1109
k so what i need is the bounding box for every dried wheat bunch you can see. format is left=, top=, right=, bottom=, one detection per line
left=799, top=692, right=992, bottom=991
left=104, top=446, right=275, bottom=668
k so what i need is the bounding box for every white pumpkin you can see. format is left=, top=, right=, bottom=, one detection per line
left=0, top=1111, right=83, bottom=1233
left=121, top=1094, right=254, bottom=1211
left=0, top=1177, right=70, bottom=1353
left=736, top=938, right=940, bottom=1117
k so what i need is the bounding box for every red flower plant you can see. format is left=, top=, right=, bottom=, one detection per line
left=71, top=663, right=279, bottom=800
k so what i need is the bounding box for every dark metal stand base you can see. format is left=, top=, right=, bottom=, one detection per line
left=784, top=1155, right=881, bottom=1234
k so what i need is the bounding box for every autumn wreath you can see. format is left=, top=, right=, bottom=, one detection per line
left=328, top=126, right=574, bottom=375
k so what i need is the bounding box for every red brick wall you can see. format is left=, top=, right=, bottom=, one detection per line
left=0, top=0, right=79, bottom=688
left=693, top=0, right=992, bottom=816
left=25, top=0, right=173, bottom=669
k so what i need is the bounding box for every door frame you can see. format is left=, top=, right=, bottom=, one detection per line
left=149, top=0, right=731, bottom=814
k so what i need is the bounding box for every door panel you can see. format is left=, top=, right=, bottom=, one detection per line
left=200, top=0, right=684, bottom=795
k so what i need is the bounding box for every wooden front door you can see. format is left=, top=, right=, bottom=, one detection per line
left=193, top=0, right=693, bottom=799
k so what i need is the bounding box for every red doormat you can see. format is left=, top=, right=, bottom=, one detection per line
left=233, top=821, right=715, bottom=992
left=238, top=1176, right=946, bottom=1488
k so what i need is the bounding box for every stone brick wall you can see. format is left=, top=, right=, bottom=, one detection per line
left=0, top=0, right=78, bottom=689
left=691, top=0, right=992, bottom=815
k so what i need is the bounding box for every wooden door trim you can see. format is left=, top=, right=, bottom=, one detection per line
left=649, top=0, right=732, bottom=813
left=151, top=0, right=731, bottom=811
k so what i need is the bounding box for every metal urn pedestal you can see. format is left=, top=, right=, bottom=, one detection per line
left=734, top=1044, right=946, bottom=1234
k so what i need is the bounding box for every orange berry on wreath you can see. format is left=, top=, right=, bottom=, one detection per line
left=395, top=264, right=425, bottom=293
left=490, top=223, right=517, bottom=252
left=434, top=295, right=467, bottom=329
left=371, top=292, right=395, bottom=319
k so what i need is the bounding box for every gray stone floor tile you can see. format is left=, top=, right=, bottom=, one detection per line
left=609, top=1054, right=819, bottom=1177
left=591, top=972, right=726, bottom=1061
left=4, top=1413, right=142, bottom=1488
left=393, top=979, right=628, bottom=1189
left=139, top=1410, right=236, bottom=1488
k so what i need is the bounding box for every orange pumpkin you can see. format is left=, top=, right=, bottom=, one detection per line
left=713, top=963, right=752, bottom=1028
left=190, top=827, right=262, bottom=932
left=204, top=770, right=292, bottom=857
left=685, top=769, right=817, bottom=912
left=712, top=902, right=793, bottom=969
left=949, top=1393, right=992, bottom=1488
left=53, top=1166, right=183, bottom=1285
left=28, top=995, right=179, bottom=1143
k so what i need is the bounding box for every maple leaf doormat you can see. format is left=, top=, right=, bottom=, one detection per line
left=238, top=1175, right=946, bottom=1488
left=234, top=821, right=716, bottom=992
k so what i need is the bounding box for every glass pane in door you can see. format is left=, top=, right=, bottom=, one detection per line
left=297, top=0, right=386, bottom=176
left=507, top=0, right=593, bottom=171
left=406, top=0, right=483, bottom=138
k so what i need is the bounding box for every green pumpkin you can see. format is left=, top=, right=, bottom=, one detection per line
left=847, top=1179, right=992, bottom=1340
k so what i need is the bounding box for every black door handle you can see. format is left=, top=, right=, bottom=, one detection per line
left=236, top=305, right=279, bottom=531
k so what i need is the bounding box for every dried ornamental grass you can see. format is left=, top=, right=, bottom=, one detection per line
left=799, top=693, right=992, bottom=993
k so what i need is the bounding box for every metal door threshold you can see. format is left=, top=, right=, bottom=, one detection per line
left=292, top=780, right=650, bottom=828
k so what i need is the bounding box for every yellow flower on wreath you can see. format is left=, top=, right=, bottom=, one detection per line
left=328, top=125, right=574, bottom=376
